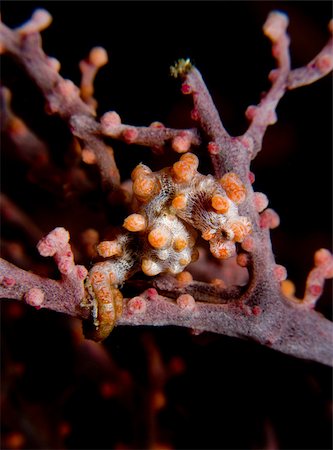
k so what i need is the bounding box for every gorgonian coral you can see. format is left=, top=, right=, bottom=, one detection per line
left=0, top=9, right=332, bottom=366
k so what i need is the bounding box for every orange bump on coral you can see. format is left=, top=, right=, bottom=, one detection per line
left=219, top=172, right=246, bottom=205
left=100, top=111, right=122, bottom=130
left=148, top=227, right=171, bottom=249
left=97, top=240, right=122, bottom=258
left=127, top=296, right=147, bottom=315
left=210, top=240, right=236, bottom=259
left=173, top=237, right=188, bottom=252
left=47, top=57, right=60, bottom=73
left=211, top=194, right=230, bottom=213
left=17, top=8, right=52, bottom=35
left=180, top=152, right=199, bottom=169
left=259, top=208, right=280, bottom=229
left=88, top=46, right=108, bottom=67
left=201, top=229, right=216, bottom=241
left=131, top=163, right=152, bottom=181
left=210, top=278, right=226, bottom=288
left=172, top=134, right=191, bottom=153
left=228, top=217, right=252, bottom=242
left=133, top=174, right=158, bottom=201
left=263, top=10, right=289, bottom=42
left=274, top=264, right=287, bottom=281
left=141, top=258, right=162, bottom=276
left=179, top=256, right=191, bottom=266
left=241, top=235, right=255, bottom=252
left=314, top=248, right=332, bottom=267
left=149, top=121, right=165, bottom=129
left=177, top=294, right=196, bottom=311
left=25, top=287, right=45, bottom=308
left=236, top=253, right=249, bottom=267
left=123, top=214, right=147, bottom=232
left=172, top=194, right=187, bottom=210
left=172, top=161, right=196, bottom=183
left=281, top=279, right=297, bottom=302
left=253, top=192, right=269, bottom=212
left=81, top=148, right=96, bottom=164
left=176, top=271, right=193, bottom=285
left=122, top=127, right=139, bottom=143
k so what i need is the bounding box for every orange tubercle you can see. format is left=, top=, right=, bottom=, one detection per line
left=176, top=271, right=193, bottom=285
left=202, top=229, right=216, bottom=241
left=81, top=148, right=96, bottom=164
left=241, top=235, right=255, bottom=252
left=179, top=256, right=191, bottom=266
left=172, top=135, right=191, bottom=153
left=173, top=237, right=188, bottom=252
left=219, top=172, right=246, bottom=205
left=210, top=240, right=236, bottom=259
left=236, top=253, right=249, bottom=267
left=210, top=278, right=226, bottom=288
left=211, top=194, right=230, bottom=213
left=148, top=227, right=171, bottom=249
left=176, top=294, right=196, bottom=311
left=131, top=163, right=152, bottom=181
left=314, top=248, right=332, bottom=267
left=89, top=46, right=108, bottom=67
left=180, top=152, right=199, bottom=170
left=133, top=174, right=157, bottom=201
left=273, top=264, right=287, bottom=281
left=172, top=194, right=187, bottom=210
left=253, top=192, right=269, bottom=213
left=281, top=279, right=296, bottom=299
left=96, top=240, right=122, bottom=258
left=141, top=258, right=162, bottom=276
left=123, top=214, right=147, bottom=232
left=172, top=161, right=196, bottom=183
left=228, top=217, right=252, bottom=242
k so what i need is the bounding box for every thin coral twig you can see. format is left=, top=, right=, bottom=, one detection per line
left=287, top=20, right=333, bottom=89
left=0, top=229, right=88, bottom=317
left=100, top=110, right=200, bottom=150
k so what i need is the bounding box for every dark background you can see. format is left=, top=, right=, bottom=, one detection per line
left=1, top=1, right=332, bottom=449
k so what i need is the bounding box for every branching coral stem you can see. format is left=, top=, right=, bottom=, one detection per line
left=0, top=10, right=332, bottom=368
left=0, top=258, right=89, bottom=318
left=1, top=256, right=331, bottom=365
left=0, top=17, right=120, bottom=190
left=117, top=290, right=333, bottom=367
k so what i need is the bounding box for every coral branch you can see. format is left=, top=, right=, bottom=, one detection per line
left=174, top=61, right=240, bottom=178
left=100, top=111, right=200, bottom=150
left=116, top=287, right=333, bottom=367
left=0, top=86, right=50, bottom=168
left=0, top=10, right=332, bottom=369
left=0, top=194, right=44, bottom=244
left=0, top=228, right=89, bottom=318
left=245, top=11, right=290, bottom=157
left=0, top=11, right=121, bottom=191
left=282, top=249, right=333, bottom=309
left=79, top=46, right=108, bottom=110
left=288, top=21, right=333, bottom=89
